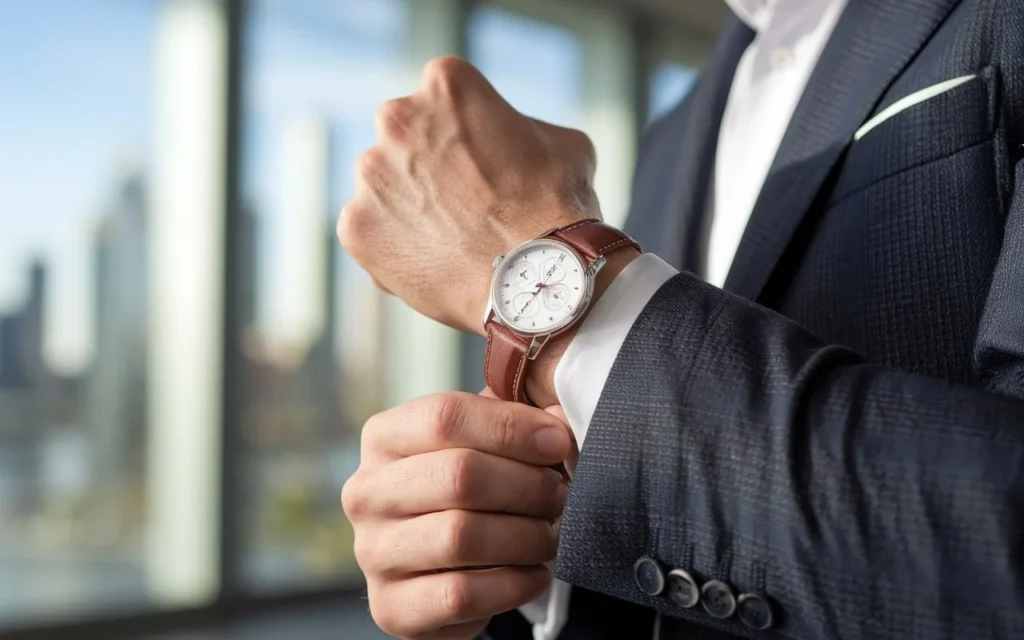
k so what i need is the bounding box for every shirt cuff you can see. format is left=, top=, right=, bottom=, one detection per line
left=519, top=253, right=677, bottom=640
left=553, top=253, right=678, bottom=448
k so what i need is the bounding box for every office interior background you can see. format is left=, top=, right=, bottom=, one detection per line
left=0, top=0, right=724, bottom=637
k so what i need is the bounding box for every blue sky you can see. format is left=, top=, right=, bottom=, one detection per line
left=0, top=0, right=156, bottom=372
left=0, top=0, right=693, bottom=374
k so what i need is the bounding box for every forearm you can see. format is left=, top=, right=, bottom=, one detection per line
left=557, top=272, right=1024, bottom=639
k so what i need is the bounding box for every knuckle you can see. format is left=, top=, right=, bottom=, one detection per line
left=359, top=412, right=384, bottom=455
left=425, top=392, right=463, bottom=444
left=340, top=474, right=363, bottom=517
left=438, top=572, right=473, bottom=620
left=444, top=449, right=476, bottom=504
left=354, top=147, right=385, bottom=183
left=351, top=529, right=375, bottom=569
left=422, top=55, right=470, bottom=95
left=367, top=585, right=402, bottom=636
left=439, top=509, right=474, bottom=560
left=494, top=406, right=518, bottom=451
left=336, top=199, right=368, bottom=252
left=570, top=128, right=597, bottom=159
left=374, top=98, right=413, bottom=140
left=339, top=475, right=360, bottom=514
left=537, top=520, right=559, bottom=561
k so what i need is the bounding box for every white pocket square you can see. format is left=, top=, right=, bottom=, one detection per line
left=853, top=74, right=978, bottom=141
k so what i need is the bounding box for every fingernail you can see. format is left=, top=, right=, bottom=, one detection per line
left=534, top=427, right=569, bottom=458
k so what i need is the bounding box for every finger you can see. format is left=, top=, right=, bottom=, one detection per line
left=421, top=619, right=490, bottom=640
left=479, top=386, right=498, bottom=399
left=370, top=565, right=551, bottom=637
left=360, top=510, right=558, bottom=576
left=363, top=392, right=572, bottom=466
left=543, top=405, right=579, bottom=479
left=374, top=96, right=416, bottom=143
left=355, top=449, right=567, bottom=519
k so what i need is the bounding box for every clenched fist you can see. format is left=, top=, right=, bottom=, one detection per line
left=337, top=56, right=599, bottom=335
left=342, top=391, right=575, bottom=639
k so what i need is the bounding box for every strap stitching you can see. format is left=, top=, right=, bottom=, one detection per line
left=560, top=218, right=601, bottom=232
left=597, top=237, right=639, bottom=253
left=512, top=346, right=527, bottom=403
left=483, top=323, right=494, bottom=390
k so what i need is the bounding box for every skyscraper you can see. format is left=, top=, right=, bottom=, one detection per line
left=87, top=170, right=149, bottom=523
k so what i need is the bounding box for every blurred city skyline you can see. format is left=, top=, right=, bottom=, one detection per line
left=0, top=0, right=692, bottom=377
left=0, top=0, right=410, bottom=376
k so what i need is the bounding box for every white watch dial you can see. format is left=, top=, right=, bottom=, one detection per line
left=491, top=239, right=589, bottom=335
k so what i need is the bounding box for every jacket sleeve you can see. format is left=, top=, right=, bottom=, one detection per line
left=555, top=162, right=1024, bottom=640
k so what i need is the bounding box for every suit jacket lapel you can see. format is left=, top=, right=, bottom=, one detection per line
left=723, top=0, right=962, bottom=301
left=641, top=17, right=752, bottom=271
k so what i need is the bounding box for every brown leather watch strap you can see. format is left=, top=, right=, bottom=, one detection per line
left=547, top=218, right=641, bottom=262
left=484, top=319, right=531, bottom=403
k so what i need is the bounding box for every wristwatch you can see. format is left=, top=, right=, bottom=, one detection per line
left=482, top=218, right=641, bottom=404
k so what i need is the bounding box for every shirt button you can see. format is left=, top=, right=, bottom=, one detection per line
left=666, top=569, right=700, bottom=608
left=700, top=579, right=737, bottom=619
left=737, top=593, right=774, bottom=630
left=770, top=46, right=795, bottom=70
left=633, top=556, right=666, bottom=596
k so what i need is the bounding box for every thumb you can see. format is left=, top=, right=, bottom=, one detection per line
left=543, top=404, right=579, bottom=479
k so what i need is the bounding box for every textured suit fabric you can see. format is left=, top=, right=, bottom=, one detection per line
left=551, top=0, right=1024, bottom=639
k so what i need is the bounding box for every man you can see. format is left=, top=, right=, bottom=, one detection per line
left=338, top=0, right=1024, bottom=638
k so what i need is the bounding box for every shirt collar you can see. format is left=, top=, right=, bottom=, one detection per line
left=724, top=0, right=773, bottom=32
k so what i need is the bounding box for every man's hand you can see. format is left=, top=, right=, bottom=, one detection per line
left=337, top=56, right=599, bottom=335
left=342, top=391, right=574, bottom=639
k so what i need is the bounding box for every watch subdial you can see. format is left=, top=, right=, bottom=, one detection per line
left=542, top=284, right=570, bottom=311
left=511, top=262, right=538, bottom=289
left=511, top=292, right=541, bottom=319
left=540, top=258, right=567, bottom=284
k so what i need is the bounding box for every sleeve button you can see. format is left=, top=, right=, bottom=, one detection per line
left=700, top=579, right=737, bottom=619
left=666, top=569, right=700, bottom=608
left=633, top=556, right=666, bottom=596
left=737, top=593, right=774, bottom=630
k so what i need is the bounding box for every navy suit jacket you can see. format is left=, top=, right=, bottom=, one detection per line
left=489, top=0, right=1024, bottom=638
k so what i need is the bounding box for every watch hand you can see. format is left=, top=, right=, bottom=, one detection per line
left=519, top=262, right=560, bottom=315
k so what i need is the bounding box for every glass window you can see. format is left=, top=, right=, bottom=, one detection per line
left=0, top=0, right=223, bottom=625
left=239, top=0, right=410, bottom=590
left=648, top=62, right=699, bottom=123
left=467, top=6, right=584, bottom=127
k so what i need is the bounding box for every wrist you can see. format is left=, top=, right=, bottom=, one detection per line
left=524, top=246, right=641, bottom=408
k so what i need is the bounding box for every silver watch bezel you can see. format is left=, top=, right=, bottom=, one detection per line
left=484, top=237, right=606, bottom=350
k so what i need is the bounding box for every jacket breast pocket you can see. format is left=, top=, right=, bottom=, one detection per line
left=828, top=65, right=998, bottom=204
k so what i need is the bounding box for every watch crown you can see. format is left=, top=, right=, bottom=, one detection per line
left=492, top=254, right=505, bottom=269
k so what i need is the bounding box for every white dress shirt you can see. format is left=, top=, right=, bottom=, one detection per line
left=521, top=0, right=848, bottom=637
